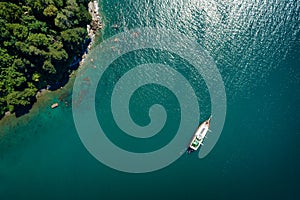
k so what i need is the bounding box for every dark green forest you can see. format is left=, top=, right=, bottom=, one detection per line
left=0, top=0, right=91, bottom=117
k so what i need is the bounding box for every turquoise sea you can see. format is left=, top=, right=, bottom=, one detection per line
left=0, top=0, right=299, bottom=199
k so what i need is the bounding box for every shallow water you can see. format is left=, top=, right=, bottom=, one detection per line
left=0, top=0, right=299, bottom=199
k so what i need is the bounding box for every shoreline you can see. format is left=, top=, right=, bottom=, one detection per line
left=0, top=1, right=103, bottom=128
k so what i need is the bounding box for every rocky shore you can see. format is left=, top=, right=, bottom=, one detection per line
left=80, top=1, right=103, bottom=66
left=88, top=1, right=103, bottom=41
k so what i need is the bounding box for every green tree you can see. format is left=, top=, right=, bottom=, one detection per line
left=54, top=12, right=71, bottom=30
left=0, top=20, right=10, bottom=42
left=6, top=23, right=29, bottom=40
left=76, top=4, right=92, bottom=26
left=27, top=33, right=49, bottom=49
left=32, top=73, right=40, bottom=82
left=43, top=4, right=58, bottom=17
left=0, top=2, right=22, bottom=22
left=22, top=15, right=48, bottom=33
left=61, top=27, right=87, bottom=52
left=48, top=41, right=68, bottom=61
left=6, top=83, right=37, bottom=111
left=42, top=59, right=56, bottom=74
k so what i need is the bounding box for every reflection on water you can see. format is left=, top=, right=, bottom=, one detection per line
left=103, top=0, right=299, bottom=99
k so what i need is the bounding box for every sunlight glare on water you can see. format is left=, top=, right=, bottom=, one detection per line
left=104, top=0, right=299, bottom=99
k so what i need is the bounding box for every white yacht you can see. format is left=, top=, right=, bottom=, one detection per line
left=187, top=116, right=211, bottom=153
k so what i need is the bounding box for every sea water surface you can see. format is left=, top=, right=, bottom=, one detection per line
left=0, top=0, right=299, bottom=199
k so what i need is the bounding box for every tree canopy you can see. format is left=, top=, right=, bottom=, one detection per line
left=0, top=0, right=91, bottom=117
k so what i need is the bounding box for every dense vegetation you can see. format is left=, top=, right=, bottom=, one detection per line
left=0, top=0, right=91, bottom=117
